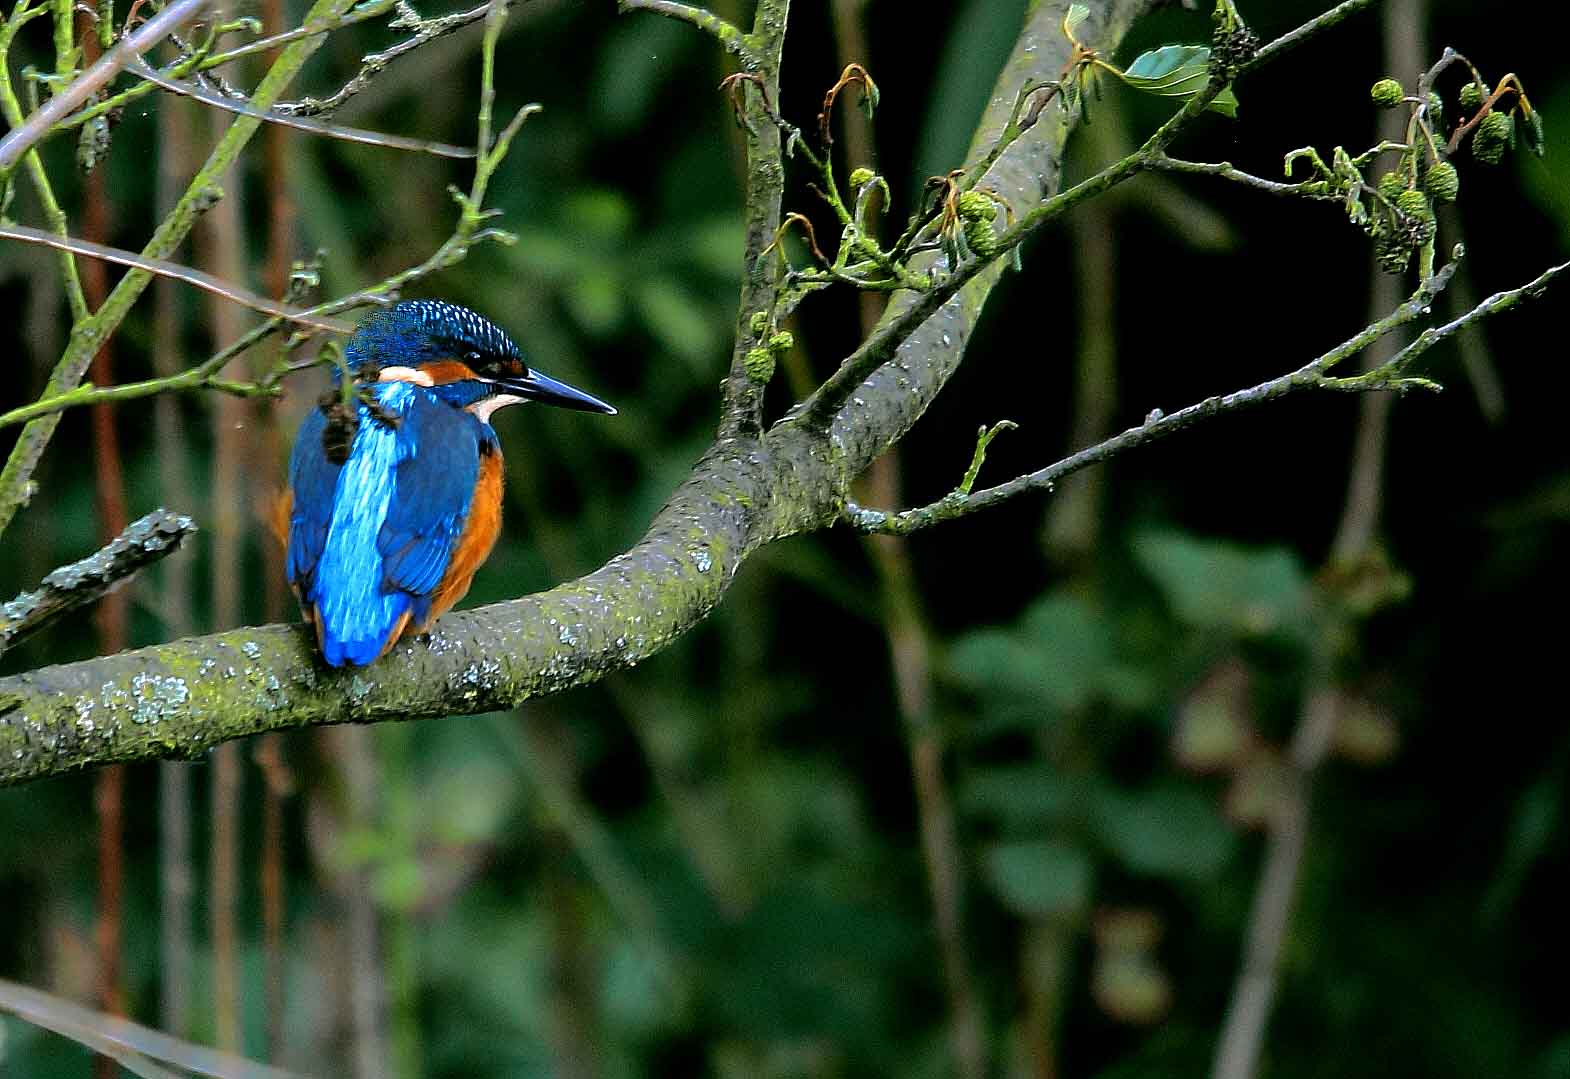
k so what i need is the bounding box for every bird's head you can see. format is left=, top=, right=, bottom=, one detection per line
left=345, top=300, right=616, bottom=421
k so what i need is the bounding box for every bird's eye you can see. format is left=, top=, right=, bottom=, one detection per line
left=464, top=350, right=482, bottom=365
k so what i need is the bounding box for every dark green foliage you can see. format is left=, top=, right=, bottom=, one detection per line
left=2, top=1, right=1569, bottom=1077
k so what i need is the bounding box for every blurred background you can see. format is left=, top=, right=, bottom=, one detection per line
left=2, top=0, right=1569, bottom=1076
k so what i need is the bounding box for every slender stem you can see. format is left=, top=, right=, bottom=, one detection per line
left=617, top=0, right=754, bottom=66
left=1151, top=156, right=1341, bottom=198
left=842, top=259, right=1507, bottom=535
left=0, top=223, right=353, bottom=341
left=274, top=1, right=490, bottom=115
left=1244, top=0, right=1376, bottom=72
left=51, top=0, right=405, bottom=135
left=0, top=0, right=213, bottom=171
left=0, top=2, right=89, bottom=321
left=127, top=59, right=476, bottom=158
left=0, top=977, right=295, bottom=1077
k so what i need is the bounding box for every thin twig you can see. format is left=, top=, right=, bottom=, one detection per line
left=128, top=59, right=476, bottom=157
left=842, top=257, right=1570, bottom=535
left=274, top=1, right=490, bottom=115
left=1244, top=0, right=1375, bottom=72
left=617, top=0, right=755, bottom=66
left=0, top=0, right=211, bottom=171
left=0, top=508, right=196, bottom=657
left=1151, top=156, right=1341, bottom=198
left=0, top=223, right=355, bottom=336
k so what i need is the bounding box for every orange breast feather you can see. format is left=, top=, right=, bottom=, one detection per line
left=416, top=448, right=504, bottom=633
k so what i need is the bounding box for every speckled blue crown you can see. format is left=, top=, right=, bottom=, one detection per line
left=344, top=300, right=521, bottom=371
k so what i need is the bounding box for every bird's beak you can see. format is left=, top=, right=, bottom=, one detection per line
left=491, top=369, right=617, bottom=415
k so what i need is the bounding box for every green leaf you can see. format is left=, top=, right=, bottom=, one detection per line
left=1092, top=784, right=1235, bottom=879
left=983, top=839, right=1094, bottom=919
left=960, top=764, right=1084, bottom=827
left=634, top=277, right=719, bottom=367
left=1132, top=529, right=1310, bottom=637
left=1117, top=44, right=1239, bottom=117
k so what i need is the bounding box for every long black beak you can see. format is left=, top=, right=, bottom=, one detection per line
left=493, top=369, right=617, bottom=415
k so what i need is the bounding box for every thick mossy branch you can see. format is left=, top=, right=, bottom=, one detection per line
left=0, top=438, right=795, bottom=785
left=0, top=0, right=1523, bottom=788
left=0, top=0, right=1133, bottom=786
left=0, top=509, right=197, bottom=657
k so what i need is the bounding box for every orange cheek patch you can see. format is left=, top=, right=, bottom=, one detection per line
left=418, top=360, right=480, bottom=385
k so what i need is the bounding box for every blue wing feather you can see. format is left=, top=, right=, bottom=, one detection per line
left=377, top=395, right=481, bottom=599
left=285, top=381, right=482, bottom=667
left=286, top=407, right=338, bottom=588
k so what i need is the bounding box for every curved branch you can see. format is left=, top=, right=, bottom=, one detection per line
left=0, top=0, right=1492, bottom=788
left=617, top=1, right=754, bottom=67
left=0, top=0, right=1127, bottom=786
left=0, top=509, right=197, bottom=658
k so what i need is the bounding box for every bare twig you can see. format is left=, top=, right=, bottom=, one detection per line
left=843, top=257, right=1568, bottom=535
left=0, top=223, right=355, bottom=337
left=0, top=0, right=211, bottom=171
left=1244, top=0, right=1375, bottom=72
left=617, top=0, right=755, bottom=66
left=273, top=1, right=490, bottom=115
left=0, top=508, right=196, bottom=657
left=0, top=975, right=298, bottom=1078
left=128, top=59, right=477, bottom=157
left=1150, top=155, right=1342, bottom=198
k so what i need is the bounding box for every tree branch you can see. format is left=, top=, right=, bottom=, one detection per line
left=0, top=509, right=197, bottom=658
left=0, top=0, right=212, bottom=172
left=843, top=256, right=1566, bottom=534
left=273, top=0, right=491, bottom=116
left=617, top=1, right=754, bottom=67
left=713, top=0, right=789, bottom=439
left=0, top=0, right=366, bottom=540
left=0, top=0, right=1142, bottom=786
left=0, top=0, right=1537, bottom=789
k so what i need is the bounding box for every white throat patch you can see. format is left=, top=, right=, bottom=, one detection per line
left=467, top=394, right=527, bottom=424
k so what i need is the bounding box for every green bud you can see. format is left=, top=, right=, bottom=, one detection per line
left=1426, top=91, right=1443, bottom=126
left=1370, top=78, right=1404, bottom=108
left=963, top=217, right=999, bottom=258
left=1394, top=188, right=1431, bottom=219
left=749, top=311, right=770, bottom=336
left=1458, top=81, right=1484, bottom=111
left=744, top=346, right=775, bottom=384
left=1377, top=248, right=1413, bottom=276
left=1471, top=110, right=1513, bottom=165
left=1376, top=171, right=1408, bottom=201
left=848, top=167, right=875, bottom=189
left=1393, top=189, right=1435, bottom=246
left=767, top=331, right=794, bottom=356
left=955, top=190, right=997, bottom=223
left=1422, top=160, right=1460, bottom=203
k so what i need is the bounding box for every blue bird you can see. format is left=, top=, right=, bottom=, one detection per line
left=281, top=300, right=615, bottom=667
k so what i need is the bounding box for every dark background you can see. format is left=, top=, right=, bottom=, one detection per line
left=2, top=0, right=1568, bottom=1076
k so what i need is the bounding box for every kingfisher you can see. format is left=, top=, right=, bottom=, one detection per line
left=282, top=300, right=616, bottom=667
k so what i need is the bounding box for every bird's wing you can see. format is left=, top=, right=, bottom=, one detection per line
left=285, top=406, right=340, bottom=593
left=377, top=393, right=483, bottom=600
